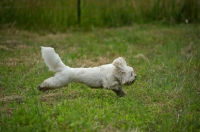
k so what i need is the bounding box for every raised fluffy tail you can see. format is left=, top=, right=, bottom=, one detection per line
left=41, top=46, right=66, bottom=72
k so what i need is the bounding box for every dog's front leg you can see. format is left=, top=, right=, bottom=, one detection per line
left=110, top=85, right=126, bottom=97
left=112, top=89, right=127, bottom=97
left=106, top=82, right=126, bottom=97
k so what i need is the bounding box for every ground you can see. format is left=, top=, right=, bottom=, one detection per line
left=0, top=24, right=200, bottom=131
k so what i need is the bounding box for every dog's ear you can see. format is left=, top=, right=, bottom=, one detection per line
left=113, top=57, right=127, bottom=74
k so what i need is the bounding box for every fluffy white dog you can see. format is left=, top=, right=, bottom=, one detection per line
left=38, top=46, right=137, bottom=97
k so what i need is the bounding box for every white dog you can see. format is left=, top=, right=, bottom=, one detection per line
left=38, top=46, right=137, bottom=97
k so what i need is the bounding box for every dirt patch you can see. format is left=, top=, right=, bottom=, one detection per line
left=0, top=95, right=24, bottom=103
left=0, top=39, right=29, bottom=51
left=76, top=56, right=111, bottom=67
left=0, top=45, right=12, bottom=51
left=101, top=125, right=120, bottom=132
left=0, top=91, right=80, bottom=104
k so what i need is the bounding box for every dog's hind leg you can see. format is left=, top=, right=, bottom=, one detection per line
left=38, top=73, right=68, bottom=92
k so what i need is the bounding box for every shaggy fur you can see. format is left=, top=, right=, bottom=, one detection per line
left=38, top=46, right=137, bottom=97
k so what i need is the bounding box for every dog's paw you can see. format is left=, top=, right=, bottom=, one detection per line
left=38, top=85, right=51, bottom=92
left=112, top=89, right=127, bottom=97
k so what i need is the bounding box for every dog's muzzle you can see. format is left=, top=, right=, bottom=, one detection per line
left=125, top=80, right=135, bottom=86
left=125, top=76, right=137, bottom=86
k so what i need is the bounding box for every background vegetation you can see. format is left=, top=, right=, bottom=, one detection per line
left=0, top=0, right=200, bottom=131
left=0, top=0, right=199, bottom=31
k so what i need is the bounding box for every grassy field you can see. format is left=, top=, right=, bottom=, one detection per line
left=0, top=24, right=200, bottom=131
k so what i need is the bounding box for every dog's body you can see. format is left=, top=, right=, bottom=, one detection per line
left=38, top=47, right=136, bottom=97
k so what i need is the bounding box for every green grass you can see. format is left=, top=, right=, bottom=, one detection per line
left=0, top=24, right=200, bottom=131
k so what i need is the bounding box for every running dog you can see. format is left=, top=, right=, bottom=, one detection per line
left=38, top=46, right=137, bottom=97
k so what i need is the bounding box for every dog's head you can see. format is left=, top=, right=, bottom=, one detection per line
left=113, top=57, right=137, bottom=85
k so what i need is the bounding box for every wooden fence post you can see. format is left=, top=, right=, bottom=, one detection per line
left=77, top=0, right=81, bottom=26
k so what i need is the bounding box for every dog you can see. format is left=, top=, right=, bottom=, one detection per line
left=38, top=46, right=137, bottom=97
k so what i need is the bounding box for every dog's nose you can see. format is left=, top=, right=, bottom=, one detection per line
left=135, top=75, right=137, bottom=79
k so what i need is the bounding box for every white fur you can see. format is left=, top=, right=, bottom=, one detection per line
left=38, top=46, right=137, bottom=97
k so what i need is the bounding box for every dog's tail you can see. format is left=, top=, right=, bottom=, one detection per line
left=41, top=46, right=66, bottom=72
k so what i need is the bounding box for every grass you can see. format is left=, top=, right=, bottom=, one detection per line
left=0, top=24, right=200, bottom=131
left=0, top=0, right=199, bottom=31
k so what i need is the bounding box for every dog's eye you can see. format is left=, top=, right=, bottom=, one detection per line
left=130, top=72, right=133, bottom=76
